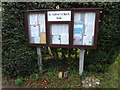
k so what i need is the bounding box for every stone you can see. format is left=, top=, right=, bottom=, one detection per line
left=81, top=76, right=100, bottom=88
left=63, top=71, right=69, bottom=79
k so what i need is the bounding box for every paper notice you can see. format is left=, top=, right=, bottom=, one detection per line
left=61, top=34, right=69, bottom=44
left=30, top=37, right=34, bottom=43
left=34, top=37, right=40, bottom=43
left=83, top=35, right=93, bottom=45
left=40, top=33, right=46, bottom=44
left=29, top=14, right=37, bottom=25
left=84, top=13, right=95, bottom=36
left=52, top=35, right=60, bottom=44
left=30, top=25, right=39, bottom=37
left=74, top=22, right=83, bottom=34
left=73, top=34, right=83, bottom=45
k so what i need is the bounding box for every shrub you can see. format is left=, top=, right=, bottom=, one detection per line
left=2, top=2, right=120, bottom=78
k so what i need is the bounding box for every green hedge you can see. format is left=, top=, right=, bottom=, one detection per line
left=2, top=2, right=120, bottom=78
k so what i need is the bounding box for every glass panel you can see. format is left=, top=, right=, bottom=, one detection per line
left=50, top=24, right=69, bottom=45
left=73, top=12, right=96, bottom=46
left=28, top=13, right=46, bottom=44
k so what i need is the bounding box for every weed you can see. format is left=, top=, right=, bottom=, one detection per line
left=29, top=73, right=40, bottom=81
left=14, top=76, right=24, bottom=86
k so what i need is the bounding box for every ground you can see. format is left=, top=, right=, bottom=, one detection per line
left=2, top=54, right=119, bottom=88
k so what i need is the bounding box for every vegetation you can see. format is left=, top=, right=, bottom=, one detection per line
left=3, top=54, right=119, bottom=88
left=14, top=76, right=24, bottom=86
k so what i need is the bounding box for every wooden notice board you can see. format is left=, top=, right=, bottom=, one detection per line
left=24, top=8, right=102, bottom=49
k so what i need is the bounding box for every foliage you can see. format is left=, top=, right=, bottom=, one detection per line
left=84, top=2, right=120, bottom=72
left=2, top=2, right=120, bottom=78
left=2, top=54, right=119, bottom=88
left=14, top=76, right=24, bottom=86
left=29, top=73, right=40, bottom=81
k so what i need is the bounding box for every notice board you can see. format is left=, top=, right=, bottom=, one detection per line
left=24, top=8, right=102, bottom=49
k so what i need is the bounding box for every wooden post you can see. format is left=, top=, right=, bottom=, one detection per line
left=37, top=47, right=42, bottom=72
left=79, top=49, right=85, bottom=75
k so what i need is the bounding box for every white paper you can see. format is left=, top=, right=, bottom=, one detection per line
left=52, top=35, right=60, bottom=44
left=30, top=25, right=39, bottom=37
left=29, top=14, right=37, bottom=25
left=51, top=25, right=58, bottom=35
left=34, top=37, right=40, bottom=43
left=38, top=14, right=45, bottom=24
left=85, top=13, right=95, bottom=24
left=61, top=34, right=69, bottom=44
left=74, top=24, right=83, bottom=28
left=74, top=13, right=81, bottom=22
left=30, top=37, right=34, bottom=43
left=73, top=34, right=83, bottom=45
left=38, top=14, right=46, bottom=32
left=83, top=35, right=93, bottom=45
left=85, top=23, right=94, bottom=36
left=85, top=13, right=95, bottom=36
left=51, top=24, right=69, bottom=35
left=63, top=24, right=69, bottom=34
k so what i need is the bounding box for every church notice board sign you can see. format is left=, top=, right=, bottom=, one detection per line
left=24, top=8, right=102, bottom=49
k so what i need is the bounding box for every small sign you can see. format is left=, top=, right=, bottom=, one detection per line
left=47, top=11, right=71, bottom=21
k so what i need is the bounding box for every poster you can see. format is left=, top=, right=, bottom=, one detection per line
left=52, top=35, right=61, bottom=44
left=83, top=35, right=93, bottom=45
left=61, top=34, right=69, bottom=44
left=29, top=14, right=37, bottom=25
left=30, top=25, right=39, bottom=37
left=73, top=35, right=83, bottom=45
left=40, top=33, right=46, bottom=44
left=38, top=14, right=46, bottom=32
left=73, top=22, right=84, bottom=45
left=51, top=24, right=69, bottom=44
left=83, top=12, right=95, bottom=45
left=34, top=37, right=40, bottom=43
left=74, top=22, right=83, bottom=34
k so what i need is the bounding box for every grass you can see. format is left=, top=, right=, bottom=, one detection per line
left=2, top=54, right=119, bottom=88
left=23, top=70, right=82, bottom=88
left=22, top=54, right=119, bottom=88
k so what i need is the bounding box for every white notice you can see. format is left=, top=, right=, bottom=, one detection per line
left=61, top=34, right=69, bottom=44
left=83, top=35, right=93, bottom=45
left=29, top=14, right=37, bottom=25
left=34, top=37, right=40, bottom=43
left=52, top=35, right=60, bottom=44
left=47, top=11, right=71, bottom=21
left=30, top=26, right=39, bottom=37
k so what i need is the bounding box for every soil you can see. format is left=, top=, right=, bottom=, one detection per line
left=2, top=76, right=25, bottom=88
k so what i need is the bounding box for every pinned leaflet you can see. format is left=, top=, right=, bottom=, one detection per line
left=30, top=25, right=39, bottom=37
left=73, top=22, right=84, bottom=45
left=61, top=33, right=69, bottom=44
left=74, top=22, right=83, bottom=34
left=29, top=14, right=37, bottom=25
left=52, top=35, right=61, bottom=44
left=34, top=37, right=40, bottom=43
left=40, top=33, right=46, bottom=44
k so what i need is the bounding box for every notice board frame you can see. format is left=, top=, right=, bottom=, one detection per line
left=24, top=8, right=102, bottom=49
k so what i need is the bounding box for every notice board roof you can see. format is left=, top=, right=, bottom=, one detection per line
left=25, top=8, right=103, bottom=12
